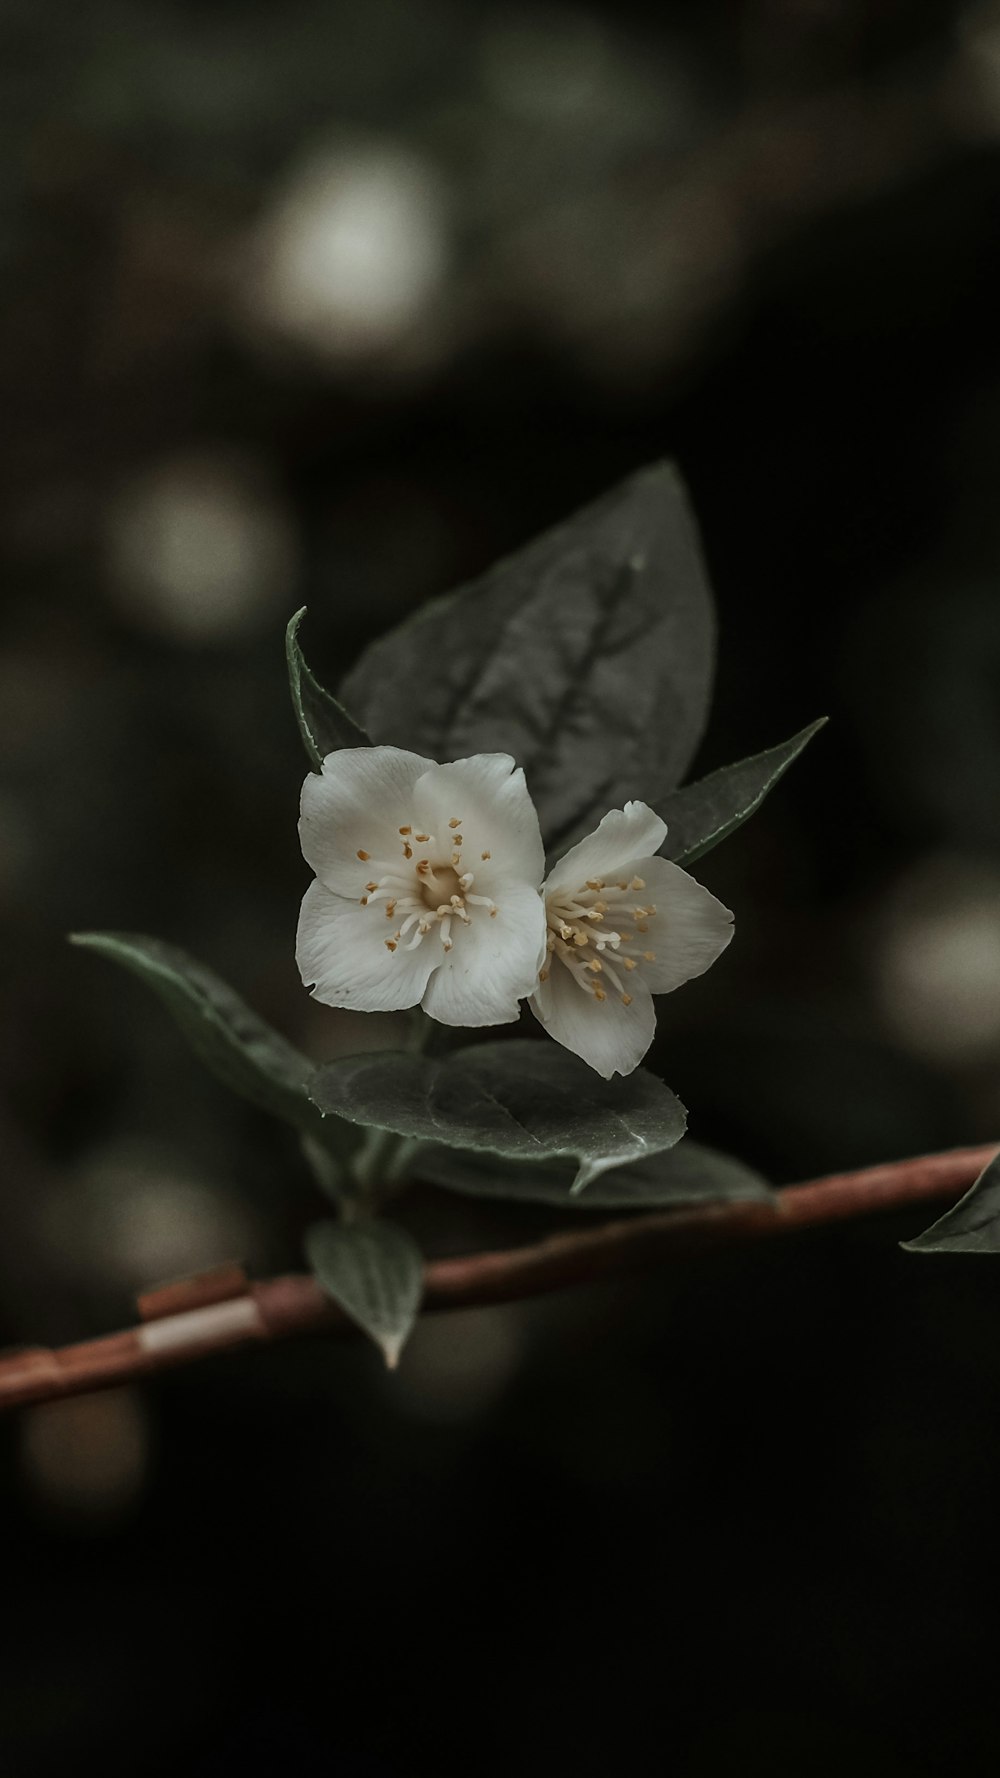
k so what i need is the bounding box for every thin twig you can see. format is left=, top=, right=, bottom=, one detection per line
left=0, top=1143, right=992, bottom=1413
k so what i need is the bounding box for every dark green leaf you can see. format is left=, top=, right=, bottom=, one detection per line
left=339, top=463, right=715, bottom=854
left=659, top=720, right=827, bottom=867
left=902, top=1151, right=1000, bottom=1253
left=310, top=1039, right=687, bottom=1195
left=306, top=1217, right=424, bottom=1366
left=70, top=932, right=355, bottom=1157
left=286, top=606, right=371, bottom=768
left=416, top=1138, right=772, bottom=1210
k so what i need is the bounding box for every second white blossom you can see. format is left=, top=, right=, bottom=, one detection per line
left=530, top=802, right=734, bottom=1078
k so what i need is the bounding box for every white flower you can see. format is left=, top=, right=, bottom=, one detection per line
left=530, top=801, right=733, bottom=1078
left=297, top=747, right=547, bottom=1026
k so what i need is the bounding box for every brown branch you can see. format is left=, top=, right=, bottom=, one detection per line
left=0, top=1142, right=993, bottom=1414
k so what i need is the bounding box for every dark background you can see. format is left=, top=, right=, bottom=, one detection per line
left=4, top=2, right=1000, bottom=1773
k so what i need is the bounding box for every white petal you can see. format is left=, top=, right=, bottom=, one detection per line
left=411, top=754, right=545, bottom=893
left=420, top=880, right=547, bottom=1027
left=546, top=802, right=668, bottom=896
left=530, top=964, right=656, bottom=1079
left=630, top=855, right=734, bottom=993
left=296, top=879, right=438, bottom=1012
left=299, top=746, right=432, bottom=896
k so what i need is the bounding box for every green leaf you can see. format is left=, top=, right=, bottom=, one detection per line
left=305, top=1217, right=424, bottom=1366
left=69, top=932, right=356, bottom=1159
left=902, top=1151, right=1000, bottom=1253
left=286, top=606, right=371, bottom=769
left=339, top=463, right=715, bottom=855
left=658, top=720, right=827, bottom=867
left=416, top=1138, right=772, bottom=1210
left=310, top=1039, right=687, bottom=1196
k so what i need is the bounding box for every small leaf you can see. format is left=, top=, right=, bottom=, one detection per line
left=70, top=932, right=358, bottom=1158
left=306, top=1218, right=424, bottom=1366
left=659, top=719, right=827, bottom=867
left=339, top=463, right=715, bottom=855
left=416, top=1139, right=772, bottom=1210
left=286, top=607, right=371, bottom=768
left=310, top=1040, right=687, bottom=1195
left=902, top=1151, right=1000, bottom=1253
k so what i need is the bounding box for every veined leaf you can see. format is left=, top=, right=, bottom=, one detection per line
left=339, top=463, right=715, bottom=855
left=286, top=606, right=371, bottom=768
left=70, top=932, right=357, bottom=1161
left=902, top=1151, right=1000, bottom=1253
left=310, top=1039, right=687, bottom=1196
left=659, top=720, right=827, bottom=867
left=306, top=1217, right=424, bottom=1366
left=416, top=1138, right=772, bottom=1210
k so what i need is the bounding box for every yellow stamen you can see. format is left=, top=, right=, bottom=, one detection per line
left=357, top=849, right=370, bottom=862
left=448, top=817, right=462, bottom=829
left=481, top=850, right=491, bottom=861
left=399, top=825, right=412, bottom=836
left=385, top=939, right=397, bottom=952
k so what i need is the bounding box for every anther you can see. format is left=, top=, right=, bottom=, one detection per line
left=623, top=958, right=637, bottom=971
left=481, top=850, right=491, bottom=861
left=588, top=959, right=602, bottom=973
left=414, top=833, right=430, bottom=844
left=448, top=817, right=462, bottom=829
left=643, top=950, right=656, bottom=962
left=631, top=877, right=645, bottom=890
left=399, top=826, right=412, bottom=836
left=385, top=901, right=396, bottom=918
left=539, top=968, right=550, bottom=981
left=586, top=879, right=604, bottom=891
left=385, top=939, right=397, bottom=952
left=402, top=842, right=413, bottom=859
left=593, top=987, right=606, bottom=1002
left=357, top=849, right=370, bottom=862
left=621, top=993, right=633, bottom=1006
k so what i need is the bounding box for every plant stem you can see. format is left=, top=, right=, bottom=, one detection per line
left=0, top=1141, right=993, bottom=1414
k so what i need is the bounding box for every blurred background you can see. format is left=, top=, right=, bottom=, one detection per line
left=3, top=0, right=1000, bottom=1772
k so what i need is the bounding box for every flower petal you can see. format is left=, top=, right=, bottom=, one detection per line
left=296, top=879, right=438, bottom=1012
left=530, top=966, right=656, bottom=1079
left=412, top=755, right=545, bottom=892
left=630, top=855, right=733, bottom=993
left=299, top=746, right=432, bottom=896
left=420, top=880, right=547, bottom=1027
left=546, top=802, right=668, bottom=895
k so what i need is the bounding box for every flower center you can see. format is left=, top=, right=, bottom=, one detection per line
left=541, top=875, right=658, bottom=1007
left=356, top=817, right=498, bottom=957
